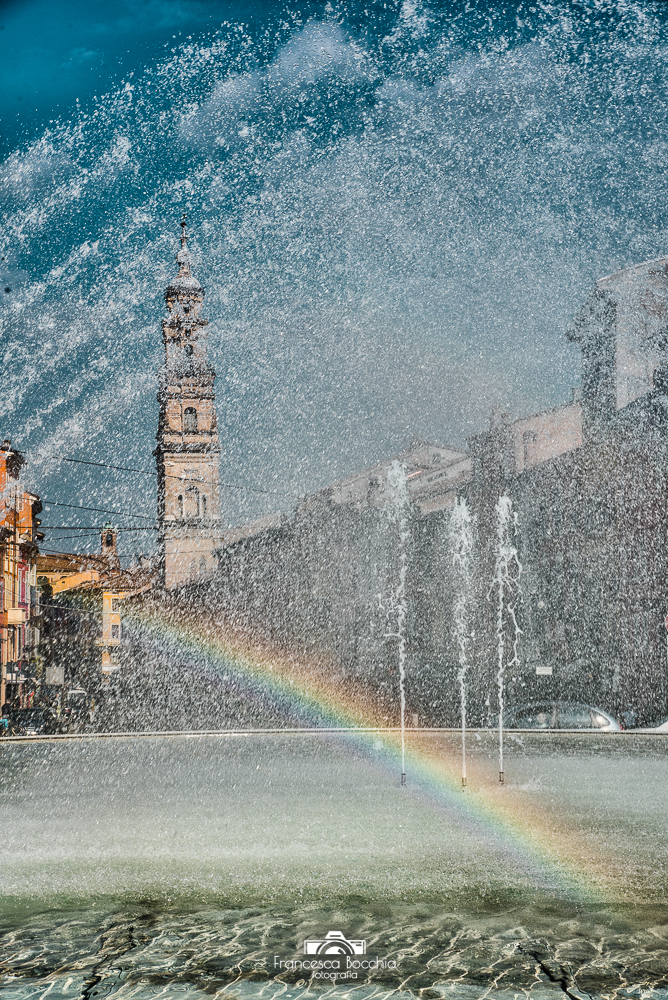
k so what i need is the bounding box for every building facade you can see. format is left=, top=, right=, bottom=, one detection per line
left=178, top=255, right=668, bottom=727
left=155, top=218, right=223, bottom=589
left=200, top=440, right=474, bottom=725
left=0, top=439, right=43, bottom=711
left=36, top=525, right=155, bottom=723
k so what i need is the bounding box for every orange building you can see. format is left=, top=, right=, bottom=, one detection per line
left=0, top=438, right=43, bottom=710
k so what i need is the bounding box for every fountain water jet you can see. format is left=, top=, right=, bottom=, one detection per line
left=488, top=495, right=522, bottom=785
left=5, top=6, right=668, bottom=995
left=448, top=496, right=475, bottom=789
left=385, top=459, right=409, bottom=785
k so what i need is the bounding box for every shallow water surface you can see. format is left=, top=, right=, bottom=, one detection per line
left=1, top=732, right=667, bottom=998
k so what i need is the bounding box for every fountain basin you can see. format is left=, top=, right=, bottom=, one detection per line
left=1, top=731, right=667, bottom=998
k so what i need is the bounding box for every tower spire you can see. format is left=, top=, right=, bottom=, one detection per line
left=175, top=212, right=193, bottom=281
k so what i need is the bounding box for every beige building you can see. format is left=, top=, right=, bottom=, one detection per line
left=37, top=526, right=155, bottom=689
left=468, top=393, right=584, bottom=482
left=155, top=218, right=223, bottom=589
left=296, top=438, right=472, bottom=518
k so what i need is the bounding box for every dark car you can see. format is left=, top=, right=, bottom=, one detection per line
left=504, top=701, right=622, bottom=731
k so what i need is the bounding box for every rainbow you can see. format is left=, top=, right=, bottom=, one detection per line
left=127, top=595, right=613, bottom=906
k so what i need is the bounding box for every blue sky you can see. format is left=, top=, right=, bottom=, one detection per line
left=3, top=1, right=668, bottom=554
left=0, top=1, right=274, bottom=158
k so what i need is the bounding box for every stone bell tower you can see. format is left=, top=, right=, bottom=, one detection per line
left=155, top=217, right=222, bottom=589
left=100, top=521, right=120, bottom=573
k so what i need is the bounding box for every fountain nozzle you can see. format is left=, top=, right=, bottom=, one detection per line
left=401, top=772, right=406, bottom=786
left=499, top=771, right=504, bottom=784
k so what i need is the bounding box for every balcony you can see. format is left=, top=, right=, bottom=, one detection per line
left=4, top=660, right=29, bottom=683
left=0, top=608, right=26, bottom=626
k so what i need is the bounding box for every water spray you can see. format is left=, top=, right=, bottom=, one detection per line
left=448, top=497, right=475, bottom=790
left=385, top=460, right=410, bottom=786
left=488, top=496, right=522, bottom=785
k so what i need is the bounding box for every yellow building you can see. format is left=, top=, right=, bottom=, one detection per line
left=37, top=526, right=155, bottom=688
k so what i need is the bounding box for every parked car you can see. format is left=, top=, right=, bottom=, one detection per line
left=504, top=701, right=623, bottom=731
left=631, top=717, right=668, bottom=732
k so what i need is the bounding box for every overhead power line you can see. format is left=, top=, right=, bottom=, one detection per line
left=42, top=527, right=159, bottom=540
left=41, top=499, right=156, bottom=520
left=42, top=531, right=152, bottom=540
left=37, top=548, right=102, bottom=557
left=41, top=526, right=158, bottom=531
left=41, top=533, right=101, bottom=541
left=55, top=455, right=298, bottom=498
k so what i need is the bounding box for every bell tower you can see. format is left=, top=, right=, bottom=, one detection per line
left=155, top=217, right=222, bottom=589
left=100, top=521, right=120, bottom=572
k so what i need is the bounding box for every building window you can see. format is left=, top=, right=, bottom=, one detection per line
left=178, top=494, right=184, bottom=518
left=184, top=343, right=194, bottom=357
left=523, top=430, right=538, bottom=467
left=111, top=624, right=120, bottom=640
left=105, top=533, right=113, bottom=547
left=183, top=407, right=197, bottom=433
left=184, top=485, right=200, bottom=519
left=201, top=495, right=207, bottom=517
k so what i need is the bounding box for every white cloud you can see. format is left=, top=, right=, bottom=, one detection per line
left=269, top=22, right=368, bottom=86
left=179, top=22, right=372, bottom=150
left=4, top=12, right=668, bottom=524
left=63, top=47, right=99, bottom=66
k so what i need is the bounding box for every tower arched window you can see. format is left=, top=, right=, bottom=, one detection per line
left=184, top=485, right=200, bottom=519
left=178, top=494, right=184, bottom=518
left=183, top=407, right=197, bottom=433
left=201, top=495, right=207, bottom=517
